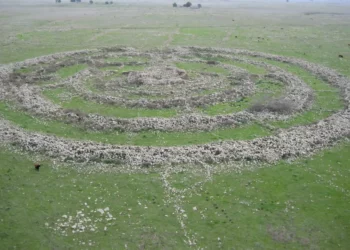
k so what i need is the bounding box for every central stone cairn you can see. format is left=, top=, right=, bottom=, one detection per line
left=0, top=47, right=349, bottom=169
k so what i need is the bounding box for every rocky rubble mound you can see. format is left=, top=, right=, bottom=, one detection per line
left=0, top=46, right=349, bottom=170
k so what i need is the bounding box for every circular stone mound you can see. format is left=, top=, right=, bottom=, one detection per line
left=0, top=46, right=349, bottom=169
left=127, top=66, right=188, bottom=86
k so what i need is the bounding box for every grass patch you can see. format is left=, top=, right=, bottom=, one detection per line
left=198, top=56, right=267, bottom=75
left=176, top=62, right=231, bottom=76
left=180, top=142, right=350, bottom=249
left=42, top=88, right=177, bottom=118
left=1, top=141, right=349, bottom=249
left=105, top=56, right=148, bottom=63
left=228, top=61, right=267, bottom=75
left=172, top=27, right=227, bottom=47
left=99, top=66, right=121, bottom=71
left=57, top=64, right=88, bottom=78
left=196, top=88, right=224, bottom=96
left=169, top=171, right=208, bottom=190
left=0, top=148, right=185, bottom=249
left=180, top=28, right=226, bottom=37
left=219, top=55, right=344, bottom=126
left=203, top=80, right=284, bottom=115
left=0, top=102, right=269, bottom=146
left=14, top=67, right=34, bottom=74
left=92, top=29, right=169, bottom=49
left=262, top=60, right=344, bottom=127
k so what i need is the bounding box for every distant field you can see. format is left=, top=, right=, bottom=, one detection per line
left=0, top=2, right=349, bottom=249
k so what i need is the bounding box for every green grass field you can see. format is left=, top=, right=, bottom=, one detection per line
left=0, top=1, right=349, bottom=249
left=1, top=142, right=349, bottom=249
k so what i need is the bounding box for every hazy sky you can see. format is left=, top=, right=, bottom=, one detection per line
left=0, top=0, right=349, bottom=2
left=0, top=0, right=349, bottom=5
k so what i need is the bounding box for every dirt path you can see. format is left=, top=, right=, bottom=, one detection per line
left=87, top=28, right=120, bottom=43
left=162, top=27, right=180, bottom=48
left=222, top=30, right=232, bottom=42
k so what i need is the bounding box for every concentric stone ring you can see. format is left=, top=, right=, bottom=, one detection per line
left=0, top=47, right=349, bottom=168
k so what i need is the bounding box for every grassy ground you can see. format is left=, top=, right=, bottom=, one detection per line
left=0, top=1, right=349, bottom=249
left=176, top=62, right=231, bottom=76
left=0, top=148, right=187, bottom=249
left=202, top=79, right=285, bottom=115
left=42, top=88, right=177, bottom=118
left=179, top=142, right=350, bottom=249
left=0, top=102, right=270, bottom=146
left=57, top=64, right=88, bottom=78
left=1, top=142, right=349, bottom=249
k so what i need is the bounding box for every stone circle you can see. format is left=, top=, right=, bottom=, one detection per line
left=0, top=46, right=349, bottom=169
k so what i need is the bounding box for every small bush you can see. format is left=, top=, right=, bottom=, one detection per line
left=249, top=98, right=296, bottom=114
left=173, top=2, right=177, bottom=7
left=183, top=1, right=192, bottom=7
left=206, top=60, right=218, bottom=65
